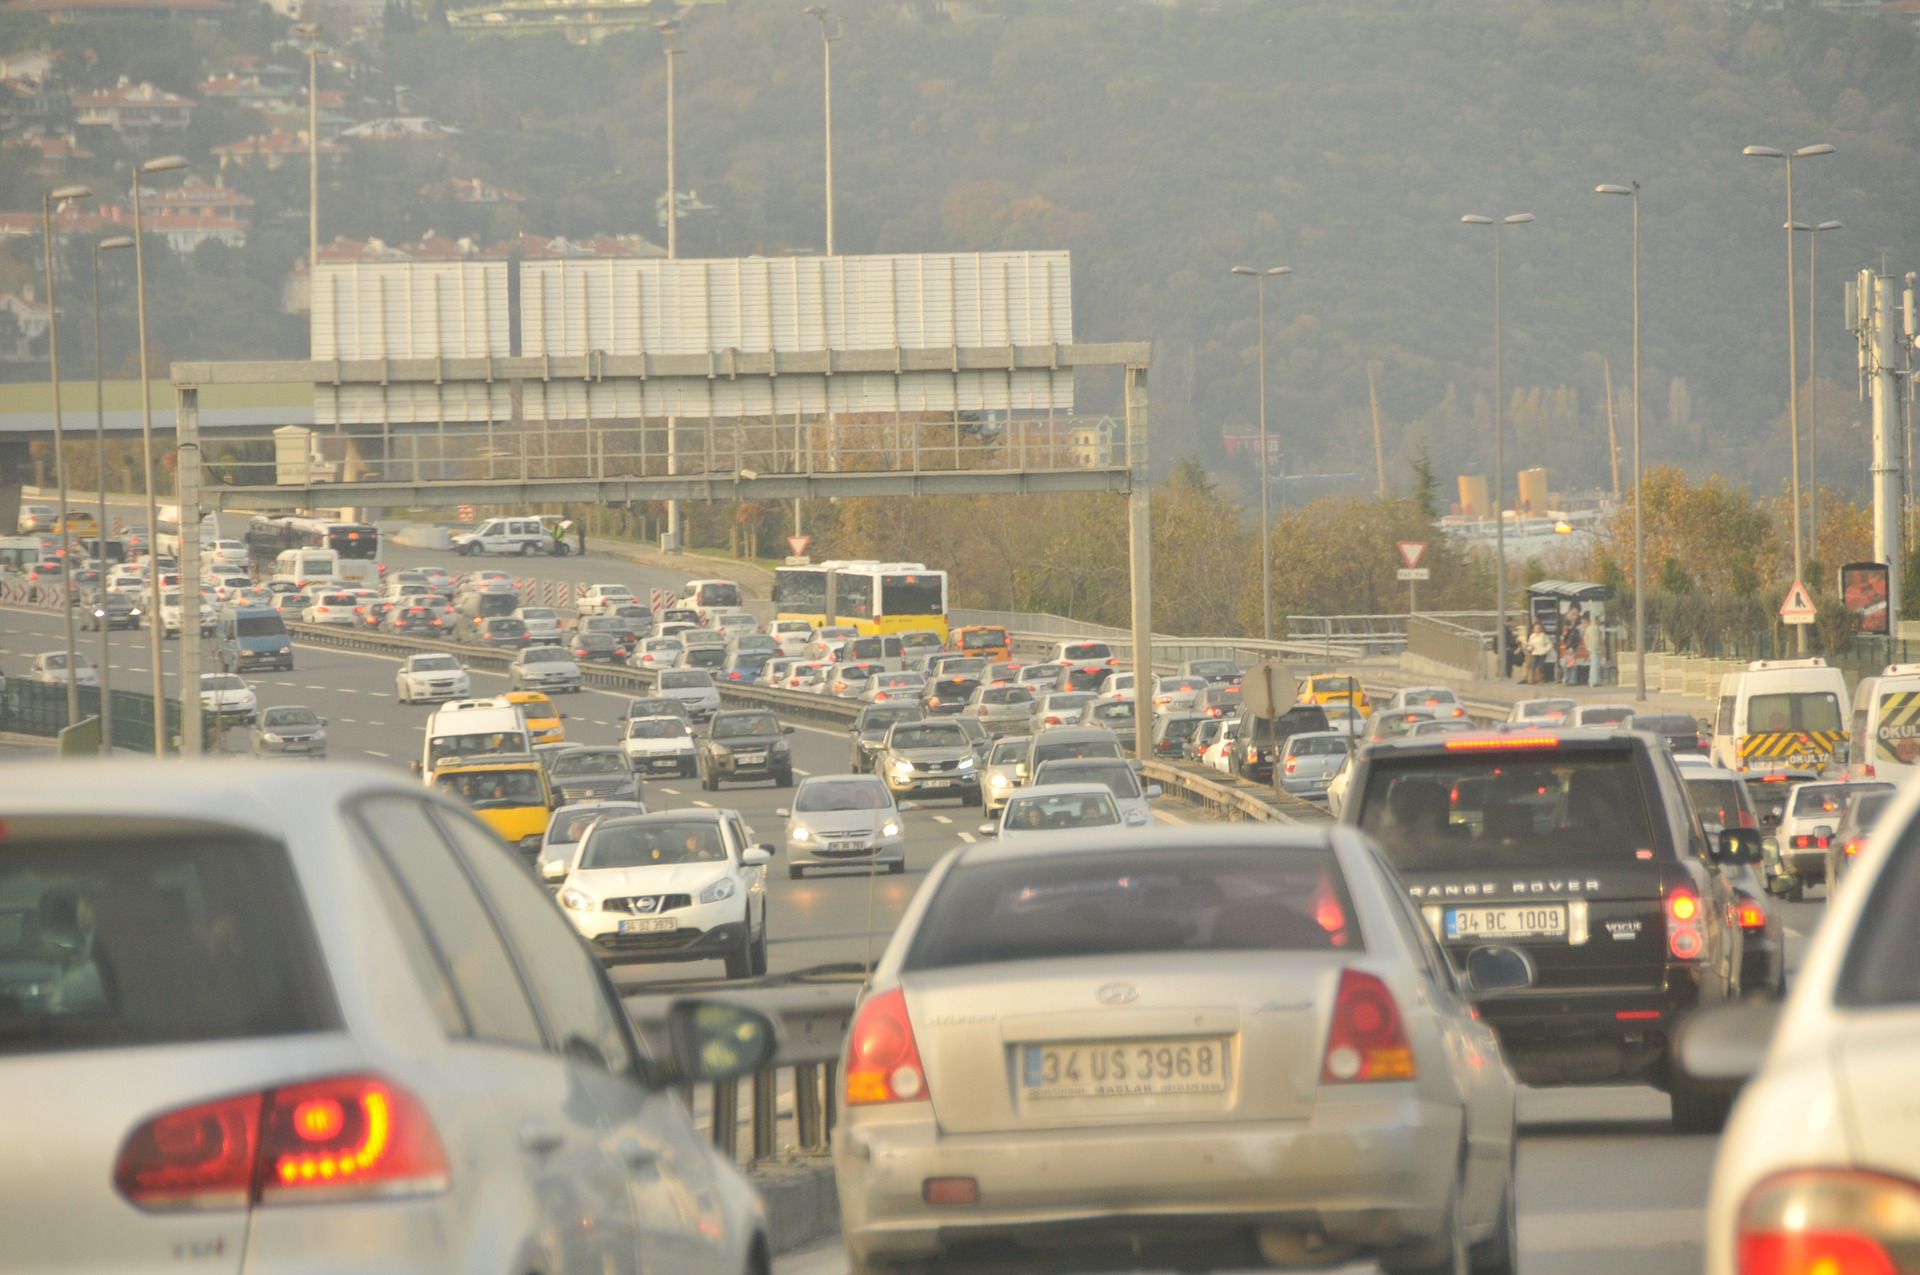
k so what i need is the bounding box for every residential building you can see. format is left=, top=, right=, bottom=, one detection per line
left=143, top=176, right=255, bottom=225
left=0, top=289, right=50, bottom=362
left=2, top=0, right=230, bottom=19
left=213, top=128, right=348, bottom=170
left=71, top=77, right=195, bottom=147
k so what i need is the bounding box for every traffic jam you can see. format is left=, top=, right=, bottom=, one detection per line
left=1, top=508, right=1915, bottom=1275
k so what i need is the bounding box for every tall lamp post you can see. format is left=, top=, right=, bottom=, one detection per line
left=296, top=23, right=322, bottom=271
left=1460, top=212, right=1534, bottom=677
left=92, top=234, right=134, bottom=752
left=41, top=182, right=92, bottom=729
left=1742, top=142, right=1835, bottom=655
left=1230, top=264, right=1291, bottom=642
left=1595, top=182, right=1644, bottom=700
left=656, top=18, right=682, bottom=551
left=133, top=154, right=186, bottom=752
left=803, top=5, right=841, bottom=257
left=1792, top=218, right=1842, bottom=564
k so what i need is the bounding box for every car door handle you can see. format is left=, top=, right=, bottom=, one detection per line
left=519, top=1120, right=566, bottom=1156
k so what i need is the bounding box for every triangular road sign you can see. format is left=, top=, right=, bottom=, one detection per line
left=787, top=535, right=812, bottom=557
left=1780, top=578, right=1817, bottom=622
left=1397, top=541, right=1428, bottom=569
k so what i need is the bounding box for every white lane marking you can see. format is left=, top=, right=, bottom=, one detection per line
left=1518, top=1209, right=1701, bottom=1253
left=932, top=815, right=952, bottom=825
left=305, top=685, right=326, bottom=690
left=957, top=832, right=976, bottom=843
left=692, top=800, right=713, bottom=808
left=365, top=750, right=388, bottom=758
left=337, top=688, right=357, bottom=694
left=659, top=787, right=681, bottom=795
left=368, top=720, right=386, bottom=727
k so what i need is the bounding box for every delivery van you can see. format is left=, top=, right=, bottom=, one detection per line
left=1713, top=657, right=1851, bottom=775
left=215, top=604, right=294, bottom=672
left=1849, top=663, right=1920, bottom=781
left=417, top=699, right=531, bottom=777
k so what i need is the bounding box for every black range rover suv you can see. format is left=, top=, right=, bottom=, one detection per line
left=1341, top=727, right=1763, bottom=1131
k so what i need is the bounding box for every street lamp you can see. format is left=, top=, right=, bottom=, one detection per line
left=656, top=19, right=683, bottom=552
left=296, top=23, right=322, bottom=271
left=93, top=233, right=133, bottom=753
left=1743, top=142, right=1835, bottom=655
left=1230, top=264, right=1291, bottom=642
left=1791, top=218, right=1843, bottom=564
left=803, top=5, right=842, bottom=257
left=1460, top=212, right=1534, bottom=677
left=133, top=153, right=185, bottom=752
left=1595, top=181, right=1645, bottom=701
left=42, top=182, right=91, bottom=729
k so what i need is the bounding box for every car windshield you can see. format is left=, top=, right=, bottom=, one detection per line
left=552, top=751, right=629, bottom=776
left=1090, top=702, right=1133, bottom=722
left=1046, top=694, right=1095, bottom=712
left=1063, top=645, right=1108, bottom=661
left=795, top=781, right=891, bottom=813
left=260, top=708, right=318, bottom=728
left=627, top=717, right=688, bottom=740
left=0, top=822, right=337, bottom=1055
left=989, top=738, right=1029, bottom=764
left=1159, top=717, right=1202, bottom=741
left=1289, top=735, right=1350, bottom=757
left=1034, top=762, right=1142, bottom=800
left=659, top=671, right=712, bottom=690
left=412, top=655, right=460, bottom=672
left=712, top=714, right=779, bottom=739
left=1358, top=750, right=1659, bottom=869
left=1003, top=791, right=1121, bottom=832
left=1517, top=699, right=1575, bottom=719
left=891, top=725, right=966, bottom=750
left=1837, top=815, right=1920, bottom=1006
left=1792, top=784, right=1888, bottom=817
left=1749, top=692, right=1844, bottom=734
left=1371, top=712, right=1433, bottom=738
left=521, top=608, right=558, bottom=621
left=524, top=647, right=572, bottom=664
left=202, top=675, right=245, bottom=691
left=515, top=696, right=556, bottom=719
left=860, top=706, right=923, bottom=733
left=434, top=768, right=545, bottom=806
left=960, top=630, right=1005, bottom=649
left=905, top=847, right=1360, bottom=971
left=581, top=820, right=727, bottom=869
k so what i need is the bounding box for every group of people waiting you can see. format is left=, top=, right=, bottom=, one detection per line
left=1512, top=605, right=1595, bottom=685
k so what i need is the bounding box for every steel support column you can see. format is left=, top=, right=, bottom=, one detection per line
left=1126, top=362, right=1152, bottom=762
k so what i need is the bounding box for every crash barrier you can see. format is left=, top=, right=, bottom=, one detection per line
left=958, top=608, right=1364, bottom=667
left=0, top=578, right=62, bottom=609
left=0, top=679, right=189, bottom=754
left=623, top=975, right=861, bottom=1166
left=1404, top=614, right=1493, bottom=681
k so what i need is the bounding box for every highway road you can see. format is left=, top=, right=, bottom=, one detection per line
left=0, top=531, right=1835, bottom=1275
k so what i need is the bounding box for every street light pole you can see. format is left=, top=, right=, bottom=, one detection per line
left=657, top=19, right=682, bottom=552
left=93, top=234, right=133, bottom=752
left=1792, top=219, right=1842, bottom=565
left=1231, top=265, right=1291, bottom=642
left=1743, top=142, right=1835, bottom=655
left=133, top=155, right=185, bottom=752
left=42, top=182, right=91, bottom=729
left=1596, top=183, right=1644, bottom=700
left=804, top=5, right=841, bottom=257
left=1461, top=212, right=1534, bottom=678
left=296, top=23, right=321, bottom=271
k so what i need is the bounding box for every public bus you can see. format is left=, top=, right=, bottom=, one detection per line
left=245, top=516, right=381, bottom=570
left=772, top=560, right=950, bottom=640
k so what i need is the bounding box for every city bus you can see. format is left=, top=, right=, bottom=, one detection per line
left=246, top=516, right=381, bottom=571
left=772, top=560, right=950, bottom=641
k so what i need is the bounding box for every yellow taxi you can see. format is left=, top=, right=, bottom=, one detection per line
left=502, top=689, right=566, bottom=745
left=428, top=755, right=553, bottom=860
left=50, top=512, right=100, bottom=537
left=1298, top=672, right=1371, bottom=715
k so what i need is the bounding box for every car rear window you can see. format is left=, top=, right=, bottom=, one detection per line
left=1358, top=749, right=1659, bottom=870
left=905, top=846, right=1361, bottom=971
left=1032, top=737, right=1124, bottom=765
left=1684, top=778, right=1749, bottom=829
left=0, top=819, right=338, bottom=1054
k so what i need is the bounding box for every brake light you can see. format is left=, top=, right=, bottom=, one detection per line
left=1738, top=1169, right=1920, bottom=1275
left=1844, top=838, right=1867, bottom=858
left=114, top=1075, right=447, bottom=1212
left=1737, top=899, right=1767, bottom=929
left=1446, top=734, right=1561, bottom=750
left=1320, top=969, right=1414, bottom=1082
left=1667, top=889, right=1704, bottom=960
left=1285, top=756, right=1298, bottom=774
left=845, top=988, right=929, bottom=1106
left=1791, top=834, right=1831, bottom=850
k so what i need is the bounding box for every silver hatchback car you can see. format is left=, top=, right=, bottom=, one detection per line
left=0, top=762, right=776, bottom=1275
left=835, top=825, right=1527, bottom=1275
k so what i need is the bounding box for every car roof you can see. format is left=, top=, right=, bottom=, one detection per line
left=1009, top=782, right=1122, bottom=800
left=963, top=821, right=1342, bottom=868
left=1363, top=726, right=1646, bottom=756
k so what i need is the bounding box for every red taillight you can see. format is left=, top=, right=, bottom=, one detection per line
left=1738, top=1170, right=1920, bottom=1275
left=1668, top=889, right=1704, bottom=960
left=1737, top=900, right=1767, bottom=929
left=1285, top=756, right=1298, bottom=773
left=1321, top=969, right=1413, bottom=1082
left=845, top=988, right=929, bottom=1106
left=1739, top=809, right=1757, bottom=829
left=1844, top=838, right=1867, bottom=858
left=114, top=1075, right=447, bottom=1212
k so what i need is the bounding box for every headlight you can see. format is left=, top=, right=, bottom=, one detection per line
left=1125, top=809, right=1148, bottom=826
left=261, top=733, right=282, bottom=743
left=278, top=645, right=289, bottom=654
left=790, top=825, right=810, bottom=842
left=990, top=773, right=1010, bottom=789
left=958, top=757, right=976, bottom=770
left=698, top=877, right=737, bottom=904
left=518, top=834, right=544, bottom=851
left=559, top=887, right=595, bottom=911
left=881, top=821, right=901, bottom=838
left=771, top=740, right=789, bottom=753
left=891, top=759, right=914, bottom=776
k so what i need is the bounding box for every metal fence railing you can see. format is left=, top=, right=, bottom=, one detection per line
left=1, top=680, right=188, bottom=753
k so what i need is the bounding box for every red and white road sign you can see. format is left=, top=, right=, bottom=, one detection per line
left=651, top=588, right=678, bottom=613
left=1397, top=541, right=1428, bottom=569
left=787, top=535, right=812, bottom=557
left=457, top=504, right=476, bottom=522
left=1780, top=579, right=1817, bottom=624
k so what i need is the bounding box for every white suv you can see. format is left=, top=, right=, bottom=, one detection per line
left=451, top=517, right=564, bottom=557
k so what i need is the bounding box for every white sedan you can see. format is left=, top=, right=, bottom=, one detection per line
left=1696, top=780, right=1920, bottom=1275
left=198, top=673, right=259, bottom=725
left=27, top=651, right=99, bottom=687
left=556, top=810, right=771, bottom=979
left=576, top=584, right=639, bottom=616
left=395, top=652, right=472, bottom=704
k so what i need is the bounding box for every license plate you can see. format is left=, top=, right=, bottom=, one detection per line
left=647, top=759, right=679, bottom=771
left=1445, top=904, right=1568, bottom=940
left=1021, top=1037, right=1229, bottom=1100
left=618, top=917, right=678, bottom=934
left=284, top=742, right=311, bottom=752
left=736, top=753, right=766, bottom=766
left=922, top=778, right=951, bottom=788
left=828, top=840, right=866, bottom=852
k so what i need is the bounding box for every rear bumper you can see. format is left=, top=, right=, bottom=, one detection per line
left=586, top=918, right=746, bottom=964
left=835, top=1098, right=1463, bottom=1269
left=1477, top=981, right=1700, bottom=1086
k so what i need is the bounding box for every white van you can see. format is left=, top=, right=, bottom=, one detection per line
left=1712, top=657, right=1851, bottom=775
left=452, top=517, right=562, bottom=557
left=684, top=578, right=743, bottom=624
left=417, top=698, right=531, bottom=778
left=271, top=547, right=338, bottom=590
left=1848, top=663, right=1920, bottom=781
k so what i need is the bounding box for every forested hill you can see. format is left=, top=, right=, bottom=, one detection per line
left=12, top=0, right=1917, bottom=503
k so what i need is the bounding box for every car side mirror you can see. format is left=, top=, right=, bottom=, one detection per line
left=1464, top=945, right=1535, bottom=996
left=977, top=823, right=998, bottom=836
left=319, top=718, right=328, bottom=726
left=774, top=807, right=790, bottom=818
left=781, top=724, right=795, bottom=734
left=1676, top=1000, right=1779, bottom=1085
left=663, top=999, right=777, bottom=1084
left=757, top=842, right=778, bottom=857
left=1145, top=784, right=1164, bottom=799
left=408, top=760, right=422, bottom=775
left=897, top=800, right=916, bottom=812
left=742, top=847, right=772, bottom=866
left=1713, top=827, right=1763, bottom=867
left=540, top=860, right=567, bottom=882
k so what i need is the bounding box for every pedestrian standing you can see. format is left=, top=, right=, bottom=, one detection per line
left=1525, top=621, right=1551, bottom=684
left=575, top=518, right=587, bottom=556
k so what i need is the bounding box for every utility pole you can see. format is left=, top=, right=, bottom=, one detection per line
left=1367, top=361, right=1387, bottom=500
left=177, top=385, right=203, bottom=757
left=1602, top=356, right=1620, bottom=500
left=1854, top=269, right=1906, bottom=634
left=657, top=19, right=682, bottom=551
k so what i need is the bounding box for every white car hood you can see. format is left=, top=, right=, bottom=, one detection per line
left=572, top=862, right=733, bottom=897
left=625, top=738, right=694, bottom=755
left=791, top=812, right=887, bottom=837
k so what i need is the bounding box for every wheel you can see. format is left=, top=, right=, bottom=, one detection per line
left=553, top=543, right=569, bottom=557
left=723, top=922, right=754, bottom=980
left=1670, top=1065, right=1734, bottom=1133
left=1469, top=1146, right=1518, bottom=1275
left=775, top=769, right=793, bottom=789
left=398, top=686, right=410, bottom=704
left=748, top=919, right=768, bottom=976
left=702, top=766, right=718, bottom=792
left=788, top=864, right=804, bottom=880
left=520, top=542, right=536, bottom=556
left=1382, top=1174, right=1469, bottom=1275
